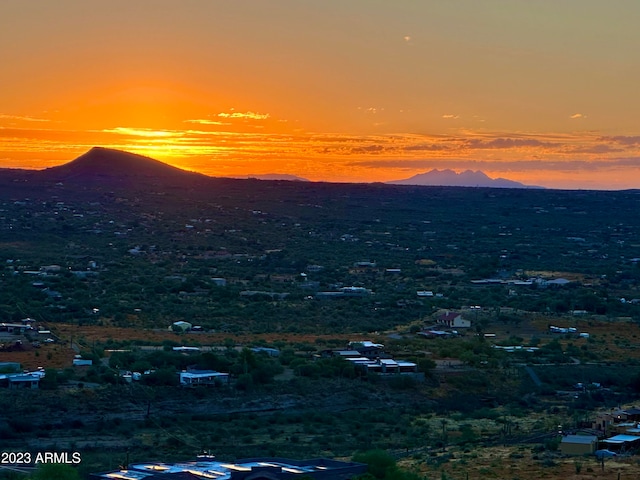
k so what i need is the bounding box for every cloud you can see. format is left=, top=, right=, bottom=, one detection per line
left=404, top=143, right=451, bottom=152
left=184, top=119, right=231, bottom=126
left=102, top=127, right=184, bottom=138
left=568, top=144, right=623, bottom=154
left=357, top=107, right=383, bottom=114
left=218, top=111, right=270, bottom=120
left=0, top=114, right=50, bottom=123
left=466, top=138, right=554, bottom=149
left=570, top=113, right=586, bottom=119
left=442, top=114, right=459, bottom=119
left=605, top=135, right=640, bottom=146
left=350, top=145, right=386, bottom=154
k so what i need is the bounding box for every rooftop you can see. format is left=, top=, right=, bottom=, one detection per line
left=91, top=456, right=367, bottom=480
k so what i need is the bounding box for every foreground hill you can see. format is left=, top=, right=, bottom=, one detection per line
left=36, top=147, right=210, bottom=187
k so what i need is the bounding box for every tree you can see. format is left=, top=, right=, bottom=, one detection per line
left=39, top=368, right=59, bottom=390
left=30, top=463, right=81, bottom=480
left=353, top=449, right=396, bottom=479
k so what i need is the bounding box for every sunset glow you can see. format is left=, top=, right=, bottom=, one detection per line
left=2, top=1, right=639, bottom=189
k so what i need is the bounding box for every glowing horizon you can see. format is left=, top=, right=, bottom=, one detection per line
left=2, top=1, right=640, bottom=190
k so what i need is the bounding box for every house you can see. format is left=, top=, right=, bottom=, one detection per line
left=348, top=341, right=384, bottom=357
left=0, top=369, right=44, bottom=389
left=559, top=434, right=599, bottom=456
left=73, top=358, right=93, bottom=366
left=600, top=434, right=640, bottom=452
left=418, top=330, right=456, bottom=339
left=344, top=357, right=418, bottom=375
left=179, top=370, right=229, bottom=386
left=417, top=290, right=434, bottom=297
left=340, top=286, right=372, bottom=296
left=170, top=321, right=192, bottom=332
left=251, top=347, right=280, bottom=357
left=437, top=312, right=471, bottom=329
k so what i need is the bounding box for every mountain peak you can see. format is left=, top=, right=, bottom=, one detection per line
left=39, top=147, right=206, bottom=185
left=387, top=169, right=541, bottom=189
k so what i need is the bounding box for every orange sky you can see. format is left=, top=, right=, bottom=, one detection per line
left=1, top=1, right=640, bottom=189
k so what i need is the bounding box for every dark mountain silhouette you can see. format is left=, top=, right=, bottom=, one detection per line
left=388, top=169, right=542, bottom=189
left=37, top=147, right=208, bottom=186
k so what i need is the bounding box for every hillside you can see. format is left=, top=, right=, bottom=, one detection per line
left=36, top=146, right=209, bottom=187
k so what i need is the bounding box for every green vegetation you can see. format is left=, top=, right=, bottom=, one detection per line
left=2, top=175, right=640, bottom=476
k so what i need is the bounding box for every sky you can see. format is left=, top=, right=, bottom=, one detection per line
left=1, top=1, right=640, bottom=190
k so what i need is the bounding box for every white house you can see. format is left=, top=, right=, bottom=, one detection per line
left=179, top=370, right=229, bottom=386
left=437, top=312, right=471, bottom=329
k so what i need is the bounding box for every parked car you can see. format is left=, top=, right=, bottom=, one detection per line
left=595, top=449, right=617, bottom=459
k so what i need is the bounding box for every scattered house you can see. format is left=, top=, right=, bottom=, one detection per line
left=6, top=374, right=41, bottom=389
left=417, top=290, right=434, bottom=297
left=251, top=347, right=280, bottom=357
left=340, top=286, right=372, bottom=296
left=622, top=408, right=640, bottom=422
left=560, top=435, right=599, bottom=456
left=549, top=325, right=577, bottom=334
left=492, top=345, right=539, bottom=353
left=345, top=357, right=418, bottom=374
left=600, top=434, right=640, bottom=452
left=179, top=369, right=229, bottom=386
left=173, top=346, right=201, bottom=353
left=170, top=321, right=192, bottom=332
left=0, top=367, right=45, bottom=389
left=315, top=287, right=372, bottom=299
left=348, top=341, right=385, bottom=357
left=329, top=350, right=362, bottom=359
left=211, top=277, right=227, bottom=286
left=73, top=358, right=93, bottom=367
left=322, top=341, right=418, bottom=377
left=40, top=264, right=62, bottom=273
left=592, top=408, right=640, bottom=435
left=418, top=329, right=457, bottom=339
left=437, top=311, right=471, bottom=329
left=0, top=323, right=33, bottom=334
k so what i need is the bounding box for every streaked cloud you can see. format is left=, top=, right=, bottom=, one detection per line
left=442, top=114, right=459, bottom=119
left=0, top=114, right=50, bottom=123
left=102, top=127, right=184, bottom=138
left=605, top=135, right=640, bottom=146
left=570, top=113, right=586, bottom=119
left=184, top=119, right=231, bottom=126
left=218, top=111, right=270, bottom=120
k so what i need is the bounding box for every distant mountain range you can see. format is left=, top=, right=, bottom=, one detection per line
left=388, top=169, right=543, bottom=189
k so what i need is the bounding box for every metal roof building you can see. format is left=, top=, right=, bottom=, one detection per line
left=91, top=456, right=367, bottom=480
